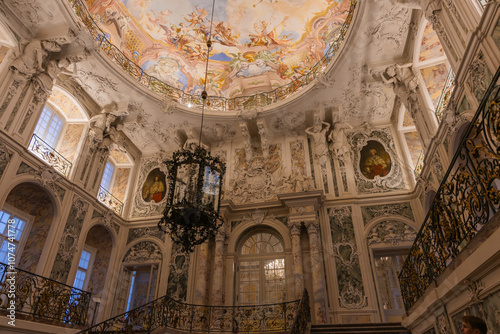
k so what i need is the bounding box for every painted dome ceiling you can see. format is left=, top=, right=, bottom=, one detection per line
left=84, top=0, right=353, bottom=100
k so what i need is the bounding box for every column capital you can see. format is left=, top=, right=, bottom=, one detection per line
left=305, top=220, right=320, bottom=234
left=289, top=221, right=302, bottom=236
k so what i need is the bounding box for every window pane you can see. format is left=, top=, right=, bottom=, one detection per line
left=44, top=113, right=64, bottom=147
left=0, top=241, right=13, bottom=264
left=100, top=162, right=115, bottom=191
left=73, top=269, right=86, bottom=290
left=34, top=107, right=52, bottom=138
left=240, top=233, right=284, bottom=255
left=78, top=250, right=91, bottom=270
left=0, top=211, right=9, bottom=234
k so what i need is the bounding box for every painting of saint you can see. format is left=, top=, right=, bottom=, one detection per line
left=359, top=141, right=391, bottom=179
left=142, top=168, right=166, bottom=203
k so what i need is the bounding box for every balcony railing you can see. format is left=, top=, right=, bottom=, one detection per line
left=78, top=290, right=309, bottom=334
left=0, top=262, right=91, bottom=326
left=97, top=186, right=124, bottom=215
left=68, top=0, right=357, bottom=112
left=28, top=134, right=72, bottom=177
left=434, top=69, right=455, bottom=122
left=399, top=66, right=500, bottom=311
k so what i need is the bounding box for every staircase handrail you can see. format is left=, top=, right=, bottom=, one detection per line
left=0, top=262, right=91, bottom=326
left=399, top=65, right=500, bottom=311
left=289, top=289, right=311, bottom=334
left=79, top=293, right=303, bottom=333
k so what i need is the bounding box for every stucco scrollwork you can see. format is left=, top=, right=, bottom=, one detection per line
left=5, top=0, right=54, bottom=28
left=367, top=6, right=411, bottom=52
left=124, top=241, right=162, bottom=263
left=367, top=221, right=417, bottom=246
left=339, top=282, right=368, bottom=309
left=332, top=239, right=359, bottom=267
left=271, top=111, right=306, bottom=133
left=463, top=279, right=485, bottom=305
left=30, top=165, right=65, bottom=199
left=0, top=139, right=13, bottom=163
left=57, top=226, right=78, bottom=263
left=349, top=128, right=405, bottom=193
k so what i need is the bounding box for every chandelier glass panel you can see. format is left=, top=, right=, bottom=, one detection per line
left=158, top=147, right=225, bottom=253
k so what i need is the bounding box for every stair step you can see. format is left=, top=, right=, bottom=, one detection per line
left=311, top=323, right=410, bottom=334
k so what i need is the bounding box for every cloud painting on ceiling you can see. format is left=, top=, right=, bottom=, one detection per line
left=85, top=0, right=351, bottom=98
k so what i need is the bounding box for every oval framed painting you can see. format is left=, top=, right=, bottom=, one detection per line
left=359, top=140, right=391, bottom=179
left=142, top=168, right=167, bottom=203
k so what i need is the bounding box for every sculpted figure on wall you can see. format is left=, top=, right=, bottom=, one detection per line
left=329, top=113, right=353, bottom=158
left=305, top=114, right=330, bottom=160
left=288, top=167, right=313, bottom=192
left=11, top=39, right=62, bottom=77
left=382, top=63, right=419, bottom=114
left=89, top=102, right=129, bottom=149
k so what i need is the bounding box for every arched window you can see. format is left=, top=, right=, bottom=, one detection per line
left=97, top=149, right=134, bottom=215
left=29, top=88, right=89, bottom=177
left=237, top=231, right=286, bottom=305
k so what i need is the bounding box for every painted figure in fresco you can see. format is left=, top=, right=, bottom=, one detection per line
left=143, top=176, right=165, bottom=203
left=363, top=148, right=390, bottom=179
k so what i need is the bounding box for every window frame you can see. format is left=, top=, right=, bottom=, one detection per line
left=73, top=245, right=96, bottom=292
left=33, top=104, right=67, bottom=150
left=0, top=203, right=34, bottom=266
left=236, top=231, right=287, bottom=305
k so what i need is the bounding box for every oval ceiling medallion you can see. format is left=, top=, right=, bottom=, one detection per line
left=73, top=0, right=357, bottom=111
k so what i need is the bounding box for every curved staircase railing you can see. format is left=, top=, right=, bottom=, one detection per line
left=399, top=65, right=500, bottom=311
left=0, top=262, right=91, bottom=326
left=79, top=289, right=310, bottom=333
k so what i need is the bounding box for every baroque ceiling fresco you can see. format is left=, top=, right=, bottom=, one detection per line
left=85, top=0, right=352, bottom=99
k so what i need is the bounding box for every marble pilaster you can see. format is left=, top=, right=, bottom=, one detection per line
left=211, top=229, right=226, bottom=305
left=289, top=221, right=304, bottom=299
left=306, top=220, right=327, bottom=324
left=193, top=241, right=210, bottom=305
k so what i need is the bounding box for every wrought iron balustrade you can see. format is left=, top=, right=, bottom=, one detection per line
left=97, top=186, right=124, bottom=215
left=28, top=134, right=72, bottom=177
left=435, top=69, right=455, bottom=122
left=290, top=290, right=311, bottom=334
left=68, top=0, right=357, bottom=112
left=0, top=262, right=91, bottom=326
left=78, top=291, right=307, bottom=334
left=399, top=66, right=500, bottom=311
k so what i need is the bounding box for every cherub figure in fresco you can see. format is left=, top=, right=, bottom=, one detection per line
left=214, top=22, right=239, bottom=46
left=184, top=6, right=208, bottom=28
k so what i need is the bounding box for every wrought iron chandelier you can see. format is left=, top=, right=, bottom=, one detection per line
left=158, top=0, right=225, bottom=253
